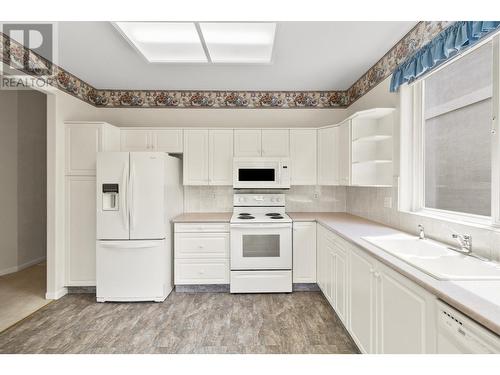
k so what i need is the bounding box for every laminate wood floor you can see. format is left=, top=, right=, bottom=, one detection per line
left=0, top=291, right=359, bottom=354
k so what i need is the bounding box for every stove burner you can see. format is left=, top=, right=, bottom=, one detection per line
left=265, top=213, right=281, bottom=216
left=238, top=215, right=255, bottom=219
left=270, top=216, right=284, bottom=219
left=239, top=213, right=252, bottom=216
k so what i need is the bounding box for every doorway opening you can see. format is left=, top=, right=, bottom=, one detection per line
left=0, top=89, right=49, bottom=332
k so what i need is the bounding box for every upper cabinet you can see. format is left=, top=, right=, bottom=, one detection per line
left=120, top=129, right=151, bottom=151
left=338, top=120, right=351, bottom=186
left=183, top=129, right=209, bottom=185
left=290, top=129, right=317, bottom=185
left=152, top=129, right=183, bottom=153
left=184, top=129, right=234, bottom=186
left=234, top=129, right=290, bottom=157
left=120, top=128, right=183, bottom=153
left=317, top=126, right=339, bottom=185
left=209, top=129, right=234, bottom=185
left=261, top=129, right=289, bottom=157
left=234, top=129, right=262, bottom=157
left=350, top=108, right=394, bottom=187
left=65, top=122, right=120, bottom=175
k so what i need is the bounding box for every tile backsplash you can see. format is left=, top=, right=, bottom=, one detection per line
left=346, top=186, right=500, bottom=262
left=183, top=186, right=347, bottom=213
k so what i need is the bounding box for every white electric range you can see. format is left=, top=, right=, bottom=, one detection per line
left=230, top=193, right=292, bottom=293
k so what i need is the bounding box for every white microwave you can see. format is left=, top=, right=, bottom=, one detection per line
left=233, top=157, right=291, bottom=189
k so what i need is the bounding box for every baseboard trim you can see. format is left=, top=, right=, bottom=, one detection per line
left=175, top=284, right=230, bottom=293
left=67, top=286, right=96, bottom=294
left=293, top=283, right=320, bottom=292
left=0, top=256, right=46, bottom=276
left=46, top=287, right=67, bottom=300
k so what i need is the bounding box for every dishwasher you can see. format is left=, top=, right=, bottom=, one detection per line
left=437, top=300, right=500, bottom=353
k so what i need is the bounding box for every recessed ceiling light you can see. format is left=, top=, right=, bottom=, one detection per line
left=114, top=22, right=207, bottom=63
left=199, top=22, right=276, bottom=63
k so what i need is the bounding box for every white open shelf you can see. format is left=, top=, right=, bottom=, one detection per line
left=350, top=108, right=394, bottom=187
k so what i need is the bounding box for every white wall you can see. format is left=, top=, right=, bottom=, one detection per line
left=344, top=76, right=500, bottom=261
left=0, top=90, right=47, bottom=276
left=96, top=107, right=347, bottom=128
left=0, top=92, right=19, bottom=274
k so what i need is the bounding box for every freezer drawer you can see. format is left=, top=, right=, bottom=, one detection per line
left=96, top=240, right=171, bottom=302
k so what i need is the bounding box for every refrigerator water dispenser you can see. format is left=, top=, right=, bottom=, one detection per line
left=102, top=183, right=119, bottom=211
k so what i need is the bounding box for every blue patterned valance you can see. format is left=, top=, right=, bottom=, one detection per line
left=390, top=21, right=500, bottom=92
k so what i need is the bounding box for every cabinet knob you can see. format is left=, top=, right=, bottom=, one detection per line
left=198, top=245, right=204, bottom=249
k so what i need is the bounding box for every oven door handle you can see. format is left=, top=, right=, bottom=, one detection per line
left=230, top=223, right=292, bottom=229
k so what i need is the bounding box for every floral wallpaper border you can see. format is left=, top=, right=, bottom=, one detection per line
left=0, top=21, right=452, bottom=109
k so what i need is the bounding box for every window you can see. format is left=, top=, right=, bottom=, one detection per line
left=400, top=34, right=500, bottom=226
left=423, top=42, right=493, bottom=217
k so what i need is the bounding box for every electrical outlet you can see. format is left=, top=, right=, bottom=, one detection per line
left=383, top=197, right=392, bottom=208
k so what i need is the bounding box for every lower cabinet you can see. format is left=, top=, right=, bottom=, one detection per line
left=65, top=176, right=97, bottom=286
left=174, top=223, right=230, bottom=285
left=292, top=222, right=316, bottom=283
left=317, top=223, right=437, bottom=354
left=376, top=261, right=436, bottom=354
left=348, top=245, right=377, bottom=353
left=317, top=225, right=348, bottom=324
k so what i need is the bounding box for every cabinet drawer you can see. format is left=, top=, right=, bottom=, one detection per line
left=174, top=223, right=229, bottom=233
left=175, top=233, right=229, bottom=258
left=174, top=258, right=229, bottom=285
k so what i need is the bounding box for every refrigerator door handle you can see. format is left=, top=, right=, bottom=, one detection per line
left=99, top=241, right=162, bottom=249
left=129, top=161, right=136, bottom=231
left=121, top=162, right=129, bottom=231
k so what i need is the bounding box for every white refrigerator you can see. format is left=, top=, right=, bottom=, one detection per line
left=96, top=152, right=183, bottom=302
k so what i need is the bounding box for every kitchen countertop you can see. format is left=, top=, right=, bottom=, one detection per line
left=172, top=212, right=232, bottom=223
left=288, top=212, right=500, bottom=336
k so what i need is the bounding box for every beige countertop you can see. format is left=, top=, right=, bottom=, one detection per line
left=172, top=212, right=232, bottom=223
left=289, top=212, right=500, bottom=336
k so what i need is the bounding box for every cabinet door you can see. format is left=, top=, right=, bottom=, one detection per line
left=183, top=129, right=209, bottom=185
left=338, top=120, right=351, bottom=185
left=334, top=245, right=348, bottom=324
left=65, top=176, right=96, bottom=286
left=317, top=127, right=339, bottom=185
left=234, top=129, right=262, bottom=156
left=261, top=129, right=289, bottom=157
left=316, top=226, right=326, bottom=290
left=326, top=242, right=336, bottom=305
left=65, top=125, right=101, bottom=175
left=349, top=246, right=376, bottom=353
left=376, top=263, right=436, bottom=354
left=290, top=129, right=317, bottom=185
left=120, top=129, right=151, bottom=151
left=292, top=222, right=316, bottom=283
left=152, top=129, right=183, bottom=153
left=209, top=129, right=234, bottom=185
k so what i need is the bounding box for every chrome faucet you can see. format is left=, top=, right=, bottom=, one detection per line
left=418, top=224, right=425, bottom=240
left=450, top=233, right=472, bottom=255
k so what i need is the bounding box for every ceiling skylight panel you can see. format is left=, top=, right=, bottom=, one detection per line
left=199, top=22, right=276, bottom=63
left=114, top=22, right=207, bottom=63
